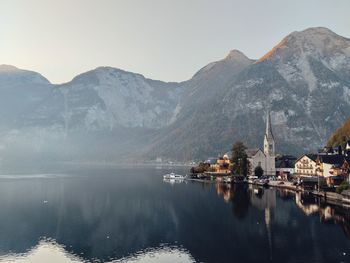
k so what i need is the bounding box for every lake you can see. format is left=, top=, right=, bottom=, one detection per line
left=0, top=166, right=349, bottom=263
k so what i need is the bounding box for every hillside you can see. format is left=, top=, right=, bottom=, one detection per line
left=327, top=117, right=350, bottom=148
left=147, top=27, right=350, bottom=160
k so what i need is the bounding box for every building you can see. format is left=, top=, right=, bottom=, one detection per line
left=263, top=112, right=276, bottom=176
left=246, top=149, right=266, bottom=174
left=275, top=155, right=297, bottom=180
left=346, top=140, right=350, bottom=156
left=294, top=154, right=318, bottom=178
left=295, top=154, right=350, bottom=186
left=247, top=111, right=276, bottom=176
left=205, top=155, right=231, bottom=175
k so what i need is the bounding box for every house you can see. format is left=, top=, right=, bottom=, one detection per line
left=294, top=154, right=318, bottom=179
left=315, top=155, right=350, bottom=186
left=205, top=155, right=231, bottom=175
left=345, top=140, right=350, bottom=156
left=275, top=155, right=297, bottom=180
left=295, top=154, right=350, bottom=187
left=204, top=157, right=218, bottom=165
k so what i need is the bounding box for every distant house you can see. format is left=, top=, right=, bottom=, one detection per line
left=205, top=156, right=231, bottom=175
left=346, top=140, right=350, bottom=156
left=315, top=155, right=350, bottom=186
left=275, top=155, right=297, bottom=180
left=294, top=154, right=318, bottom=179
left=295, top=154, right=350, bottom=186
left=204, top=157, right=218, bottom=165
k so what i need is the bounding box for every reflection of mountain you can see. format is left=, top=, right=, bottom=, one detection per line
left=0, top=168, right=189, bottom=261
left=1, top=240, right=194, bottom=263
left=0, top=169, right=350, bottom=263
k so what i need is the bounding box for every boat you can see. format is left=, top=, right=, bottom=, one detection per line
left=163, top=172, right=186, bottom=180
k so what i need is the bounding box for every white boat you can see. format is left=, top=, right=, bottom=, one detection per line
left=163, top=172, right=186, bottom=180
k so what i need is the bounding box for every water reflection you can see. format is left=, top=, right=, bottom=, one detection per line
left=0, top=239, right=194, bottom=263
left=216, top=182, right=350, bottom=242
left=0, top=168, right=349, bottom=263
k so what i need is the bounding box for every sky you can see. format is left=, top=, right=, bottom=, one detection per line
left=1, top=0, right=350, bottom=84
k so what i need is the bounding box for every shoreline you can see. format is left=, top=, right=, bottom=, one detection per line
left=186, top=176, right=350, bottom=208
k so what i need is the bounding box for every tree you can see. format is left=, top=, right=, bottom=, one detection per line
left=254, top=166, right=264, bottom=178
left=231, top=141, right=250, bottom=177
left=190, top=162, right=210, bottom=174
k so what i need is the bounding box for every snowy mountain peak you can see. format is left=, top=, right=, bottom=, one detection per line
left=257, top=27, right=350, bottom=64
left=284, top=27, right=350, bottom=49
left=289, top=27, right=344, bottom=39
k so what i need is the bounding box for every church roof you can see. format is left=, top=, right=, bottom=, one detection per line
left=275, top=157, right=296, bottom=168
left=246, top=148, right=264, bottom=158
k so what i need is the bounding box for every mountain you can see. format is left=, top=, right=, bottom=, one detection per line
left=1, top=27, right=350, bottom=164
left=327, top=117, right=350, bottom=148
left=144, top=50, right=255, bottom=160
left=0, top=65, right=51, bottom=129
left=0, top=66, right=185, bottom=163
left=147, top=27, right=350, bottom=160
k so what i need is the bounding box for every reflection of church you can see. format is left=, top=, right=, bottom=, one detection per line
left=247, top=112, right=276, bottom=176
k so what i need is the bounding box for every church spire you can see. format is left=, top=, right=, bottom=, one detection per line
left=264, top=110, right=275, bottom=156
left=265, top=110, right=274, bottom=140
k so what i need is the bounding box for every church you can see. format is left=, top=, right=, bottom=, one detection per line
left=246, top=112, right=276, bottom=176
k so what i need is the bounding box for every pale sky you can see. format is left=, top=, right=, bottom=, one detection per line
left=1, top=0, right=350, bottom=84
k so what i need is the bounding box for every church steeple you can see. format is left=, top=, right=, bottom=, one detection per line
left=264, top=111, right=275, bottom=156
left=265, top=111, right=274, bottom=140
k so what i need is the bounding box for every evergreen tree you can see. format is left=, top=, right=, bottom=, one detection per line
left=254, top=166, right=264, bottom=178
left=231, top=141, right=250, bottom=177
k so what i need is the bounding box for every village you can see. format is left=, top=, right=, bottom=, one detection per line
left=189, top=112, right=350, bottom=205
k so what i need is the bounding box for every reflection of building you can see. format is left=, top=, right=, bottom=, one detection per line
left=247, top=111, right=276, bottom=176
left=295, top=192, right=319, bottom=215
left=295, top=192, right=350, bottom=239
left=215, top=183, right=232, bottom=202
left=250, top=188, right=276, bottom=211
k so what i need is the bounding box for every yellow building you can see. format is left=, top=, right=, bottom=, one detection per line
left=211, top=155, right=231, bottom=174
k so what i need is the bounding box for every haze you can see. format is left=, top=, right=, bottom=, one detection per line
left=1, top=0, right=349, bottom=84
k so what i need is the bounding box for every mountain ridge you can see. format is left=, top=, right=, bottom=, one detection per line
left=1, top=26, right=350, bottom=163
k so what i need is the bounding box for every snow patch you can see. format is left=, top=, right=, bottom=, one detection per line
left=297, top=54, right=317, bottom=92
left=272, top=111, right=287, bottom=125
left=246, top=101, right=263, bottom=110
left=343, top=86, right=350, bottom=104
left=269, top=89, right=283, bottom=101
left=319, top=81, right=340, bottom=89
left=169, top=103, right=182, bottom=124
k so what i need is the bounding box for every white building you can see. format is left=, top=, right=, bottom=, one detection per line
left=247, top=112, right=276, bottom=176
